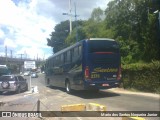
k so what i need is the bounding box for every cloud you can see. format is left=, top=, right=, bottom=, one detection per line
left=48, top=0, right=110, bottom=21
left=0, top=0, right=55, bottom=59
left=4, top=38, right=17, bottom=48
left=0, top=0, right=112, bottom=59
left=16, top=46, right=51, bottom=60
left=0, top=29, right=5, bottom=39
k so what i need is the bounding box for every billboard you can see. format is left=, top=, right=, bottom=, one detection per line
left=24, top=61, right=36, bottom=69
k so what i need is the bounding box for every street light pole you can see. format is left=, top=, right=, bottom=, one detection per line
left=69, top=0, right=72, bottom=34
left=74, top=2, right=78, bottom=42
left=5, top=46, right=7, bottom=64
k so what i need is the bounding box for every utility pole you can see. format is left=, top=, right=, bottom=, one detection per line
left=5, top=46, right=7, bottom=64
left=10, top=50, right=12, bottom=58
left=43, top=54, right=45, bottom=61
left=18, top=54, right=24, bottom=60
left=74, top=2, right=78, bottom=42
left=37, top=54, right=38, bottom=61
left=69, top=0, right=72, bottom=34
left=62, top=0, right=73, bottom=34
left=17, top=54, right=24, bottom=73
left=24, top=51, right=27, bottom=59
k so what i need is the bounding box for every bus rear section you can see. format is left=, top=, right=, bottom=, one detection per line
left=83, top=39, right=121, bottom=90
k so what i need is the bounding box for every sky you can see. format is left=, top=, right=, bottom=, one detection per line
left=0, top=0, right=112, bottom=60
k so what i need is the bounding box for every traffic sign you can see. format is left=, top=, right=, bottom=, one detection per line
left=24, top=61, right=36, bottom=69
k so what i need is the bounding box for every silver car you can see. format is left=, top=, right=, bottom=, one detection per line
left=31, top=72, right=38, bottom=78
left=0, top=75, right=28, bottom=94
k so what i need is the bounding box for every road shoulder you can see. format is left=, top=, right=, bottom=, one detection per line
left=107, top=88, right=160, bottom=98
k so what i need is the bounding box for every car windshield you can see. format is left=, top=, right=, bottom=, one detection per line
left=0, top=76, right=15, bottom=81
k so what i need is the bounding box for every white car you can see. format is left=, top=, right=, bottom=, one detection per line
left=23, top=71, right=30, bottom=76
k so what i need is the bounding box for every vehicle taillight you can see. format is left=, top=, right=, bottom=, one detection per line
left=95, top=52, right=113, bottom=54
left=117, top=66, right=121, bottom=80
left=85, top=66, right=90, bottom=80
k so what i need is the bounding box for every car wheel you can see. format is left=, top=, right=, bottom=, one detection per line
left=1, top=81, right=10, bottom=89
left=25, top=84, right=28, bottom=91
left=16, top=87, right=21, bottom=94
left=65, top=81, right=71, bottom=94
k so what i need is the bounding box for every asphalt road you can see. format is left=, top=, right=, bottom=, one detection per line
left=0, top=73, right=159, bottom=120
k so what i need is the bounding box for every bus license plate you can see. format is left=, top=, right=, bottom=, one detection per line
left=102, top=84, right=109, bottom=86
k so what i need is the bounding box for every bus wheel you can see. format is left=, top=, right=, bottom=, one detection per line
left=47, top=79, right=50, bottom=86
left=65, top=81, right=71, bottom=94
left=16, top=87, right=21, bottom=94
left=92, top=89, right=99, bottom=93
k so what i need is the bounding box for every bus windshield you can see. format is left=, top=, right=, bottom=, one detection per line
left=88, top=40, right=119, bottom=53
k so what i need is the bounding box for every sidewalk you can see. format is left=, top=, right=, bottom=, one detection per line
left=107, top=88, right=160, bottom=98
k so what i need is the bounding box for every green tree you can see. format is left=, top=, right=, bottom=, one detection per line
left=65, top=26, right=86, bottom=46
left=104, top=0, right=159, bottom=63
left=47, top=20, right=70, bottom=53
left=47, top=0, right=160, bottom=63
left=83, top=7, right=105, bottom=38
left=90, top=7, right=104, bottom=22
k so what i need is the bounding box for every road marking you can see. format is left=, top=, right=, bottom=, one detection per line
left=23, top=92, right=38, bottom=97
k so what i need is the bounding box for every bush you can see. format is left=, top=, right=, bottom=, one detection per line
left=122, top=61, right=160, bottom=93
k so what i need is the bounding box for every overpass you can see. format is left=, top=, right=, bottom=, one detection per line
left=0, top=56, right=44, bottom=73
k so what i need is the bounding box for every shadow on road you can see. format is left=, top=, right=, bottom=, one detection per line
left=0, top=91, right=27, bottom=96
left=71, top=90, right=120, bottom=99
left=48, top=86, right=120, bottom=99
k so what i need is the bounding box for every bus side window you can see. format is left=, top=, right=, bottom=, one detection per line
left=60, top=54, right=64, bottom=65
left=73, top=46, right=79, bottom=62
left=52, top=58, right=55, bottom=67
left=55, top=56, right=60, bottom=66
left=57, top=55, right=61, bottom=66
left=52, top=58, right=54, bottom=67
left=79, top=45, right=82, bottom=56
left=70, top=50, right=73, bottom=62
left=64, top=52, right=67, bottom=64
left=66, top=51, right=71, bottom=63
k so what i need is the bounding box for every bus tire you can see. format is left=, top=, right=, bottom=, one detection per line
left=16, top=87, right=21, bottom=94
left=65, top=81, right=71, bottom=94
left=94, top=89, right=100, bottom=92
left=47, top=79, right=50, bottom=86
left=90, top=89, right=99, bottom=93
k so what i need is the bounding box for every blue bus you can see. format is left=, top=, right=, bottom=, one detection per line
left=45, top=38, right=121, bottom=93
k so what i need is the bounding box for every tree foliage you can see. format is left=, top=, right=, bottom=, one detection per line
left=47, top=20, right=70, bottom=53
left=47, top=0, right=160, bottom=63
